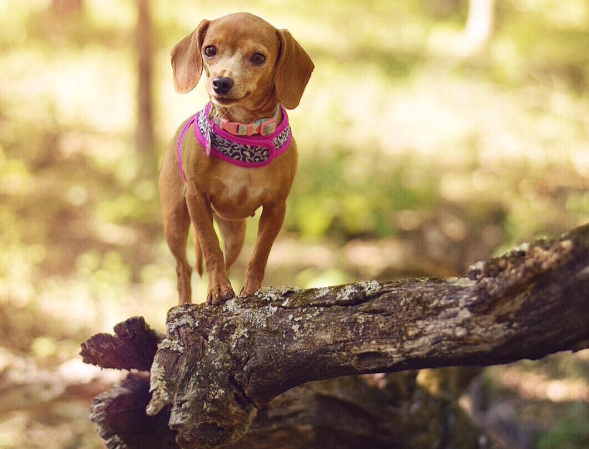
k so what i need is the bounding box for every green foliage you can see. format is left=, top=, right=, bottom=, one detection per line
left=538, top=404, right=589, bottom=449
left=0, top=1, right=588, bottom=445
left=288, top=151, right=438, bottom=240
left=0, top=0, right=586, bottom=337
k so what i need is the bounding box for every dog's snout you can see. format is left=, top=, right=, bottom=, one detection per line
left=212, top=77, right=234, bottom=95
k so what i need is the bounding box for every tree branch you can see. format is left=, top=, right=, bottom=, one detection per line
left=81, top=316, right=162, bottom=371
left=82, top=223, right=589, bottom=449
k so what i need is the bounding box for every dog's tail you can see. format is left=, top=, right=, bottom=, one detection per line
left=195, top=235, right=204, bottom=277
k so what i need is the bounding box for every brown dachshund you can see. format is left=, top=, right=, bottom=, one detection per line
left=159, top=13, right=314, bottom=305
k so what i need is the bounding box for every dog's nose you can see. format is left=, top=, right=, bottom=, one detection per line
left=212, top=77, right=234, bottom=95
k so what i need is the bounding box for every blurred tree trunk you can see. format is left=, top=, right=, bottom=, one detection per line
left=426, top=0, right=461, bottom=16
left=136, top=0, right=156, bottom=172
left=51, top=0, right=84, bottom=16
left=459, top=0, right=496, bottom=56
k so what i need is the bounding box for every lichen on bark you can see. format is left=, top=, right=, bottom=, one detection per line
left=82, top=223, right=589, bottom=449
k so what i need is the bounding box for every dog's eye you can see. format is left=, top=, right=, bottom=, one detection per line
left=204, top=46, right=217, bottom=57
left=251, top=53, right=266, bottom=65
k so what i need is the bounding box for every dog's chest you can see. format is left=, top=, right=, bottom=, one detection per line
left=209, top=169, right=270, bottom=219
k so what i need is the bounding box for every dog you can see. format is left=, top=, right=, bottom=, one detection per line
left=159, top=13, right=314, bottom=305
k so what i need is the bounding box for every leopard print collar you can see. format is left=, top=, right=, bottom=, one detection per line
left=177, top=103, right=292, bottom=182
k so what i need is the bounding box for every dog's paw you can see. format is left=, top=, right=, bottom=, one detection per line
left=240, top=278, right=262, bottom=297
left=207, top=278, right=235, bottom=305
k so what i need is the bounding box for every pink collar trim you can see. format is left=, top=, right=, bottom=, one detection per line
left=212, top=105, right=280, bottom=136
left=177, top=102, right=292, bottom=181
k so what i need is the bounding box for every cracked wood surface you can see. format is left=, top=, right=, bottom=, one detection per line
left=81, top=316, right=163, bottom=371
left=89, top=369, right=488, bottom=449
left=82, top=223, right=589, bottom=449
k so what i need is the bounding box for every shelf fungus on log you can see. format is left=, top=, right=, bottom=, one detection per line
left=81, top=223, right=589, bottom=449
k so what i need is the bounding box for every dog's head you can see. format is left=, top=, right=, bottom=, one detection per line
left=171, top=13, right=314, bottom=110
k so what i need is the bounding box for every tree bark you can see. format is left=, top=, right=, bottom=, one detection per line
left=90, top=370, right=491, bottom=449
left=81, top=316, right=162, bottom=371
left=82, top=223, right=589, bottom=449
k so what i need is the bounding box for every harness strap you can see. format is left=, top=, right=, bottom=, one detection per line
left=177, top=114, right=197, bottom=183
left=176, top=103, right=292, bottom=181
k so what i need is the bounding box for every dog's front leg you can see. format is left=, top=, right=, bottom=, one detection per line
left=185, top=188, right=235, bottom=304
left=241, top=202, right=286, bottom=296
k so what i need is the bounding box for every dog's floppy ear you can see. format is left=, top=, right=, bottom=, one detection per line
left=274, top=29, right=314, bottom=109
left=171, top=20, right=210, bottom=94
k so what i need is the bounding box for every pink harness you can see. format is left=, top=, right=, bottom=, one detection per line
left=177, top=102, right=292, bottom=182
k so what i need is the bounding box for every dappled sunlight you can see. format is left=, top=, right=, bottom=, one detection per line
left=0, top=0, right=586, bottom=338
left=1, top=0, right=589, bottom=447
left=490, top=361, right=589, bottom=403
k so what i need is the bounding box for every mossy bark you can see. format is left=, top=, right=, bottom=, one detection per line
left=82, top=224, right=589, bottom=449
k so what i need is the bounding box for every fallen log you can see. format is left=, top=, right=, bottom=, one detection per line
left=82, top=223, right=589, bottom=449
left=90, top=369, right=488, bottom=449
